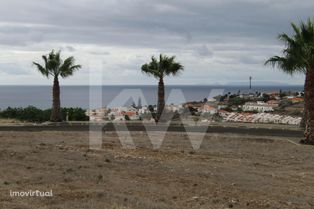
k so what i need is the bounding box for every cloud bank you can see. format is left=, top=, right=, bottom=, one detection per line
left=0, top=0, right=311, bottom=85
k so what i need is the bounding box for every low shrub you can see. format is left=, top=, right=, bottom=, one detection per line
left=0, top=106, right=89, bottom=123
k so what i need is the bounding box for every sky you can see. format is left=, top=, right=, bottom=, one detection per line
left=0, top=0, right=312, bottom=86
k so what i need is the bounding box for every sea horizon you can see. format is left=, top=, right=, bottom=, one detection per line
left=0, top=85, right=304, bottom=109
left=0, top=84, right=305, bottom=87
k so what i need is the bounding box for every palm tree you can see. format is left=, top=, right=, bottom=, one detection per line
left=33, top=50, right=81, bottom=122
left=265, top=19, right=314, bottom=144
left=141, top=54, right=184, bottom=122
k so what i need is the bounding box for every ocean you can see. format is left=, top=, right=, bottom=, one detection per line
left=0, top=85, right=303, bottom=109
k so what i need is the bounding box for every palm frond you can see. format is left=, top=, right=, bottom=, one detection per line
left=141, top=54, right=184, bottom=79
left=59, top=56, right=81, bottom=78
left=278, top=33, right=295, bottom=46
left=291, top=22, right=301, bottom=38
left=266, top=19, right=314, bottom=75
left=265, top=56, right=304, bottom=75
left=33, top=50, right=81, bottom=79
left=141, top=56, right=161, bottom=79
left=33, top=62, right=49, bottom=77
left=168, top=62, right=184, bottom=76
left=42, top=55, right=48, bottom=68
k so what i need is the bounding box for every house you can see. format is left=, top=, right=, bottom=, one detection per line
left=265, top=92, right=280, bottom=97
left=288, top=97, right=304, bottom=104
left=217, top=102, right=228, bottom=110
left=239, top=93, right=255, bottom=99
left=242, top=102, right=274, bottom=113
left=138, top=106, right=150, bottom=114
left=267, top=100, right=280, bottom=108
left=165, top=104, right=183, bottom=112
left=260, top=92, right=280, bottom=100
left=108, top=107, right=139, bottom=121
left=199, top=104, right=218, bottom=114
left=206, top=98, right=217, bottom=103
left=218, top=109, right=229, bottom=117
left=110, top=107, right=128, bottom=116
left=122, top=111, right=140, bottom=120
left=86, top=108, right=109, bottom=121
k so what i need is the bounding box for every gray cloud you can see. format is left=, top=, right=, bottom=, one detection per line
left=89, top=51, right=110, bottom=56
left=0, top=63, right=30, bottom=75
left=194, top=45, right=214, bottom=58
left=1, top=0, right=312, bottom=47
left=0, top=0, right=312, bottom=85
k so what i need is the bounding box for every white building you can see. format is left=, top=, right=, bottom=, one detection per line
left=138, top=106, right=150, bottom=114
left=199, top=104, right=218, bottom=114
left=224, top=112, right=301, bottom=125
left=88, top=106, right=141, bottom=121
left=242, top=102, right=274, bottom=113
left=206, top=98, right=217, bottom=103
left=165, top=104, right=183, bottom=112
left=86, top=108, right=108, bottom=121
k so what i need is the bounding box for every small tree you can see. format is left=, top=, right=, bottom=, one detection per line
left=265, top=19, right=314, bottom=144
left=124, top=115, right=130, bottom=121
left=33, top=50, right=81, bottom=122
left=141, top=54, right=184, bottom=122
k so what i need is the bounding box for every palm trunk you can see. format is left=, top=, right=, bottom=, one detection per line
left=300, top=78, right=308, bottom=129
left=50, top=76, right=62, bottom=122
left=302, top=68, right=314, bottom=144
left=300, top=107, right=307, bottom=129
left=156, top=77, right=165, bottom=122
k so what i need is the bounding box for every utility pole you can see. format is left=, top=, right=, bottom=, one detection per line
left=249, top=76, right=252, bottom=90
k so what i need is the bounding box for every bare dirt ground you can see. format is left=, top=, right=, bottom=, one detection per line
left=0, top=131, right=314, bottom=209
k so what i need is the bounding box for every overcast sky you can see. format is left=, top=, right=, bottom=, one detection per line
left=0, top=0, right=312, bottom=85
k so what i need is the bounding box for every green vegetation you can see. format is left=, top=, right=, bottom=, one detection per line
left=265, top=18, right=314, bottom=144
left=124, top=115, right=130, bottom=121
left=33, top=50, right=81, bottom=122
left=228, top=97, right=247, bottom=106
left=0, top=106, right=89, bottom=123
left=141, top=54, right=184, bottom=122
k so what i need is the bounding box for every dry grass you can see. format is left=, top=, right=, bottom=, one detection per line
left=0, top=118, right=22, bottom=124
left=0, top=131, right=314, bottom=209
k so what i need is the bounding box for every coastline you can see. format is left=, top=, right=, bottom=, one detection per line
left=0, top=85, right=304, bottom=109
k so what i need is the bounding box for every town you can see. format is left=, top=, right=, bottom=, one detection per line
left=87, top=90, right=304, bottom=125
